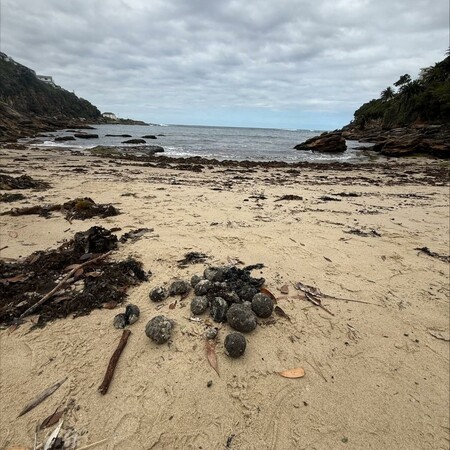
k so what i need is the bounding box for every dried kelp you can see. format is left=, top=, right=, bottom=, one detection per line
left=0, top=227, right=147, bottom=327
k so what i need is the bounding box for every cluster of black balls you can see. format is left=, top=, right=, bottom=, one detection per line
left=148, top=265, right=275, bottom=358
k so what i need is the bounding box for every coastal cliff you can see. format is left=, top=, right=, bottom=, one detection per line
left=0, top=53, right=101, bottom=141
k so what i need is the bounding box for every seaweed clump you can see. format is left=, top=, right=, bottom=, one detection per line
left=0, top=226, right=148, bottom=328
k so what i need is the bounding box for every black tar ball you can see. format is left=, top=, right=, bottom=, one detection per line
left=224, top=332, right=247, bottom=358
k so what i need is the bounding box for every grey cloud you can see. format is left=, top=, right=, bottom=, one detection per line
left=1, top=0, right=448, bottom=128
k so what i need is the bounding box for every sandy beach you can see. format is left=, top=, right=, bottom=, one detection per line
left=0, top=146, right=449, bottom=450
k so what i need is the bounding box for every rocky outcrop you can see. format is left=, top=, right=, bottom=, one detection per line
left=342, top=124, right=449, bottom=158
left=294, top=132, right=347, bottom=153
left=142, top=135, right=157, bottom=139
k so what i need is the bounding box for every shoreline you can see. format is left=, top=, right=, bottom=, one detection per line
left=0, top=145, right=449, bottom=449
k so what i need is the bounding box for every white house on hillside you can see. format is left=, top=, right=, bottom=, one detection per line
left=37, top=75, right=56, bottom=86
left=102, top=112, right=117, bottom=120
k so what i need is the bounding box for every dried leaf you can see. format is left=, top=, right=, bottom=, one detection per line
left=65, top=263, right=81, bottom=272
left=169, top=301, right=177, bottom=310
left=279, top=367, right=305, bottom=378
left=279, top=284, right=289, bottom=295
left=102, top=301, right=118, bottom=310
left=260, top=287, right=277, bottom=302
left=18, top=377, right=67, bottom=418
left=295, top=281, right=322, bottom=297
left=40, top=408, right=64, bottom=430
left=73, top=267, right=84, bottom=279
left=274, top=305, right=291, bottom=321
left=1, top=274, right=27, bottom=283
left=304, top=292, right=335, bottom=316
left=205, top=339, right=219, bottom=376
left=85, top=271, right=102, bottom=278
left=7, top=324, right=19, bottom=335
left=323, top=256, right=332, bottom=262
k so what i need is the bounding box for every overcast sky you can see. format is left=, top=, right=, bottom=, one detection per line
left=1, top=0, right=448, bottom=129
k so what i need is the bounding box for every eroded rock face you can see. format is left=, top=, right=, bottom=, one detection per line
left=294, top=132, right=347, bottom=153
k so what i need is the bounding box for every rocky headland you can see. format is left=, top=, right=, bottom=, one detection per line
left=295, top=54, right=450, bottom=158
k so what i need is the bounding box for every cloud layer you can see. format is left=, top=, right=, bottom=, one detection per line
left=1, top=0, right=448, bottom=128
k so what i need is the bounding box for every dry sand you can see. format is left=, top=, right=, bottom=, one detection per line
left=0, top=147, right=449, bottom=450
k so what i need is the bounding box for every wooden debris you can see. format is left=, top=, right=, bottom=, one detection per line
left=98, top=329, right=131, bottom=395
left=18, top=377, right=67, bottom=418
left=19, top=251, right=113, bottom=319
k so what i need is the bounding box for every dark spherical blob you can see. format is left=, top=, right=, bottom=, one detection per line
left=236, top=283, right=259, bottom=302
left=145, top=315, right=174, bottom=344
left=190, top=274, right=203, bottom=287
left=149, top=286, right=168, bottom=302
left=113, top=313, right=127, bottom=329
left=209, top=297, right=228, bottom=322
left=226, top=304, right=257, bottom=332
left=190, top=296, right=209, bottom=315
left=169, top=279, right=191, bottom=296
left=224, top=332, right=247, bottom=358
left=204, top=266, right=227, bottom=282
left=125, top=304, right=140, bottom=324
left=251, top=293, right=274, bottom=318
left=194, top=279, right=212, bottom=296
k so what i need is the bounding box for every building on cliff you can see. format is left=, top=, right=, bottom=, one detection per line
left=37, top=75, right=56, bottom=86
left=102, top=112, right=117, bottom=120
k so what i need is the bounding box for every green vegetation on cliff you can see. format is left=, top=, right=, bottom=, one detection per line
left=352, top=54, right=450, bottom=129
left=0, top=54, right=100, bottom=120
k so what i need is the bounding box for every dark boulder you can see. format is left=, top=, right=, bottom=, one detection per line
left=74, top=133, right=99, bottom=139
left=294, top=132, right=347, bottom=152
left=55, top=135, right=76, bottom=142
left=105, top=134, right=132, bottom=137
left=122, top=138, right=146, bottom=144
left=142, top=135, right=157, bottom=139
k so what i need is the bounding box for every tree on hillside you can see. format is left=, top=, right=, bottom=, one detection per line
left=394, top=74, right=411, bottom=87
left=380, top=86, right=395, bottom=101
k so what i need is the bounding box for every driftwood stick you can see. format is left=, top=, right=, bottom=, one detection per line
left=20, top=251, right=113, bottom=319
left=98, top=329, right=131, bottom=395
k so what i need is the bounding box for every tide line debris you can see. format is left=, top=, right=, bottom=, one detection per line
left=98, top=329, right=131, bottom=395
left=0, top=226, right=148, bottom=328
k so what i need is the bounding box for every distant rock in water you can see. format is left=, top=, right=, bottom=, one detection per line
left=74, top=133, right=99, bottom=139
left=55, top=135, right=75, bottom=141
left=142, top=135, right=157, bottom=139
left=105, top=134, right=132, bottom=137
left=122, top=138, right=146, bottom=144
left=294, top=132, right=346, bottom=153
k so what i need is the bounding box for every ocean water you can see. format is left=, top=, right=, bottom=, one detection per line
left=29, top=124, right=378, bottom=163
